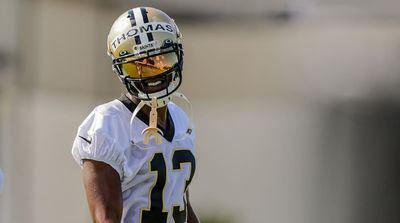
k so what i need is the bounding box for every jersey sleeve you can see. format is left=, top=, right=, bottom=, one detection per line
left=71, top=108, right=124, bottom=179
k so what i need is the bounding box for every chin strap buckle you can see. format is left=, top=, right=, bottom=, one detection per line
left=142, top=97, right=163, bottom=145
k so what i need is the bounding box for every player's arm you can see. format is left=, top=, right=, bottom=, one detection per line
left=82, top=159, right=123, bottom=223
left=186, top=190, right=200, bottom=223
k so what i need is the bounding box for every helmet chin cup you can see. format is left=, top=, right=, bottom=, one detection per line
left=142, top=95, right=173, bottom=107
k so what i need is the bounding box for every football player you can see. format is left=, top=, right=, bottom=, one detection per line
left=72, top=7, right=199, bottom=223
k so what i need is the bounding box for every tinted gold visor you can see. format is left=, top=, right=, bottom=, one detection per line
left=120, top=52, right=178, bottom=79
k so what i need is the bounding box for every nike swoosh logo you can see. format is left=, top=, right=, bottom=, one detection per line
left=79, top=136, right=92, bottom=144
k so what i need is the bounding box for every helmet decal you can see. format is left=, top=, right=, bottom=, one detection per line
left=110, top=22, right=175, bottom=51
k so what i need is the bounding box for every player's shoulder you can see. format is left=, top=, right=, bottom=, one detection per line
left=167, top=101, right=191, bottom=127
left=78, top=98, right=128, bottom=132
left=167, top=102, right=186, bottom=117
left=93, top=99, right=126, bottom=117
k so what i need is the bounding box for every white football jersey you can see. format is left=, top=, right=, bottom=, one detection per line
left=72, top=94, right=196, bottom=223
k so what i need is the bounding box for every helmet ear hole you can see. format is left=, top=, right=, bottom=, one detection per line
left=163, top=39, right=174, bottom=47
left=119, top=50, right=129, bottom=56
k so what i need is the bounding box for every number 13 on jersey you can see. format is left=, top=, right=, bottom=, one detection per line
left=140, top=149, right=196, bottom=223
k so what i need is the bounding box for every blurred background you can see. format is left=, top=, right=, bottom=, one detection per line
left=1, top=0, right=400, bottom=222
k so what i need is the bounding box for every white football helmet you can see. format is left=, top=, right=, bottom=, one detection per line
left=107, top=7, right=193, bottom=143
left=107, top=7, right=184, bottom=106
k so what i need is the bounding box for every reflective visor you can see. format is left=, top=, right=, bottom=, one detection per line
left=120, top=52, right=178, bottom=79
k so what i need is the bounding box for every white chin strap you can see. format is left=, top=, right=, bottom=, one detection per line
left=130, top=92, right=194, bottom=145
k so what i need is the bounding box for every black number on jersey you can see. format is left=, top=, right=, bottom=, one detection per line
left=171, top=150, right=196, bottom=222
left=140, top=149, right=196, bottom=223
left=140, top=153, right=168, bottom=222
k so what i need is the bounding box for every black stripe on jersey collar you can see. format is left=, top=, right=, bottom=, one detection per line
left=118, top=93, right=175, bottom=142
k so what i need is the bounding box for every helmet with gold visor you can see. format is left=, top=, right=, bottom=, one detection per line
left=107, top=7, right=183, bottom=103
